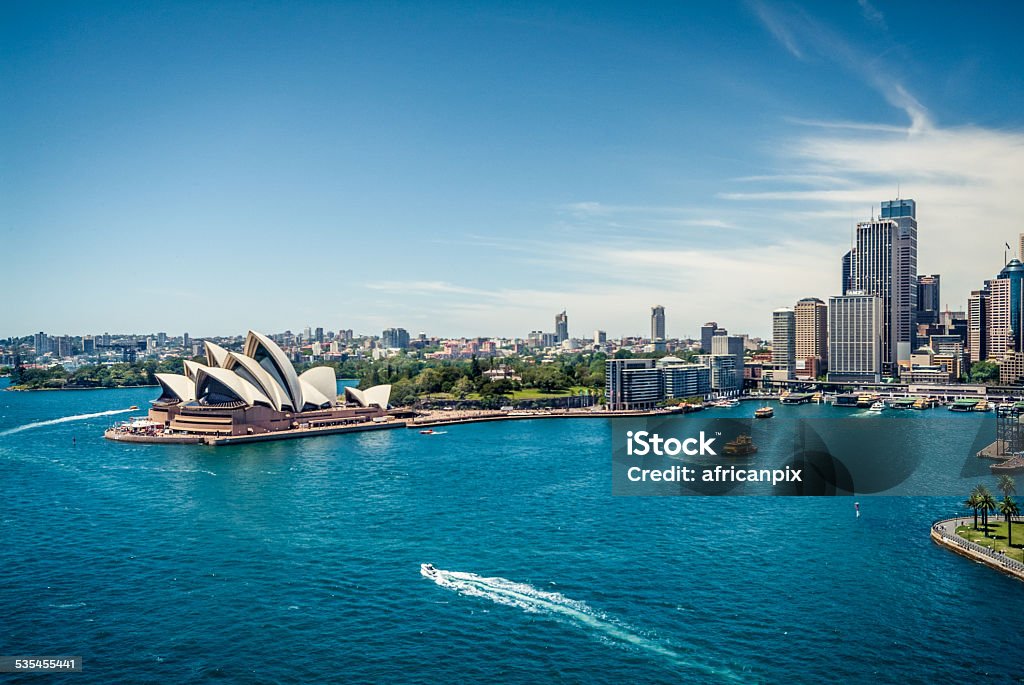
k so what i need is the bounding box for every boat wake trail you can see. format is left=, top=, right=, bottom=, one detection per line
left=421, top=566, right=747, bottom=682
left=0, top=408, right=136, bottom=437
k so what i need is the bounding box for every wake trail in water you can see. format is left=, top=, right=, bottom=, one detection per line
left=422, top=566, right=748, bottom=683
left=0, top=408, right=136, bottom=437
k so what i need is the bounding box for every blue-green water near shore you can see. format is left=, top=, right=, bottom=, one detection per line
left=2, top=378, right=1023, bottom=683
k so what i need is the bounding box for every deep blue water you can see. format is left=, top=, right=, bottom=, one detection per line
left=2, top=380, right=1023, bottom=683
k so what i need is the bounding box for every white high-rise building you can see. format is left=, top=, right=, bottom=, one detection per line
left=772, top=308, right=795, bottom=380
left=828, top=293, right=883, bottom=383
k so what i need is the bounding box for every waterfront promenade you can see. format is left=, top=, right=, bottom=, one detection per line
left=931, top=517, right=1024, bottom=582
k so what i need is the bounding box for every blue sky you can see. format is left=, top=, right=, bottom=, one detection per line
left=3, top=1, right=1023, bottom=339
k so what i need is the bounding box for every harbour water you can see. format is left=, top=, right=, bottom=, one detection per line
left=2, top=380, right=1023, bottom=683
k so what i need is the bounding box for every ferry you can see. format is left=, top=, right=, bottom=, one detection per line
left=754, top=406, right=774, bottom=419
left=713, top=399, right=740, bottom=408
left=723, top=434, right=758, bottom=456
left=949, top=398, right=980, bottom=412
left=973, top=399, right=992, bottom=412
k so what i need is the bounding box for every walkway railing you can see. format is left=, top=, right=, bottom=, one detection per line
left=932, top=518, right=1024, bottom=574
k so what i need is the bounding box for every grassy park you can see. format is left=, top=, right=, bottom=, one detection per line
left=955, top=522, right=1024, bottom=563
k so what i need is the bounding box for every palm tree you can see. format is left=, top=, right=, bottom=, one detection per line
left=999, top=496, right=1020, bottom=548
left=998, top=475, right=1017, bottom=501
left=965, top=492, right=981, bottom=530
left=978, top=488, right=998, bottom=536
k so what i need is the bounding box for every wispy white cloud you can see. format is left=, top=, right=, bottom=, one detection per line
left=748, top=0, right=803, bottom=59
left=364, top=281, right=501, bottom=298
left=751, top=1, right=931, bottom=132
left=857, top=0, right=887, bottom=30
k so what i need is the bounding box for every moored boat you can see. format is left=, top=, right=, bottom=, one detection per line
left=723, top=434, right=758, bottom=456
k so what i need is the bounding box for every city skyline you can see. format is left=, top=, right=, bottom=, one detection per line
left=4, top=2, right=1024, bottom=338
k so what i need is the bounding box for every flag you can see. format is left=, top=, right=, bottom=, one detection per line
left=1006, top=242, right=1012, bottom=250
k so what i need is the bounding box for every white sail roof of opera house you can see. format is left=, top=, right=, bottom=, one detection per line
left=152, top=330, right=390, bottom=412
left=344, top=384, right=392, bottom=409
left=155, top=373, right=196, bottom=403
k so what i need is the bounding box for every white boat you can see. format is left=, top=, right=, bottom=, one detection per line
left=867, top=401, right=885, bottom=412
left=714, top=399, right=740, bottom=408
left=420, top=563, right=439, bottom=579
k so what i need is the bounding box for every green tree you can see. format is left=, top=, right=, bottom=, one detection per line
left=977, top=486, right=998, bottom=535
left=389, top=378, right=418, bottom=406
left=451, top=377, right=474, bottom=399
left=997, top=475, right=1017, bottom=500
left=965, top=491, right=981, bottom=530
left=522, top=365, right=569, bottom=393
left=415, top=367, right=444, bottom=395
left=969, top=360, right=1000, bottom=384
left=998, top=496, right=1019, bottom=547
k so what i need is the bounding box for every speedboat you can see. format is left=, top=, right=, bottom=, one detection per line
left=420, top=563, right=439, bottom=578
left=419, top=429, right=435, bottom=435
left=868, top=401, right=885, bottom=412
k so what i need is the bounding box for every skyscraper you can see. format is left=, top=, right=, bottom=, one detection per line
left=828, top=293, right=883, bottom=383
left=650, top=305, right=665, bottom=341
left=795, top=297, right=828, bottom=374
left=851, top=199, right=917, bottom=374
left=968, top=289, right=988, bottom=364
left=966, top=259, right=1024, bottom=364
left=916, top=274, right=941, bottom=332
left=842, top=249, right=854, bottom=295
left=700, top=322, right=718, bottom=353
left=382, top=328, right=410, bottom=349
left=711, top=334, right=744, bottom=391
left=998, top=259, right=1024, bottom=352
left=555, top=311, right=569, bottom=343
left=772, top=308, right=796, bottom=379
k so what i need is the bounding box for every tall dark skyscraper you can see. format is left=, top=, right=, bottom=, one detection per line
left=650, top=305, right=665, bottom=341
left=555, top=310, right=569, bottom=343
left=851, top=198, right=917, bottom=374
left=916, top=274, right=941, bottom=329
left=700, top=322, right=718, bottom=353
left=842, top=249, right=854, bottom=295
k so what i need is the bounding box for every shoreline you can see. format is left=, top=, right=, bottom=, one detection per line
left=104, top=419, right=407, bottom=446
left=931, top=517, right=1024, bottom=583
left=5, top=384, right=160, bottom=392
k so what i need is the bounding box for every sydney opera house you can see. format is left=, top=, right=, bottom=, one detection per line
left=107, top=330, right=393, bottom=444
